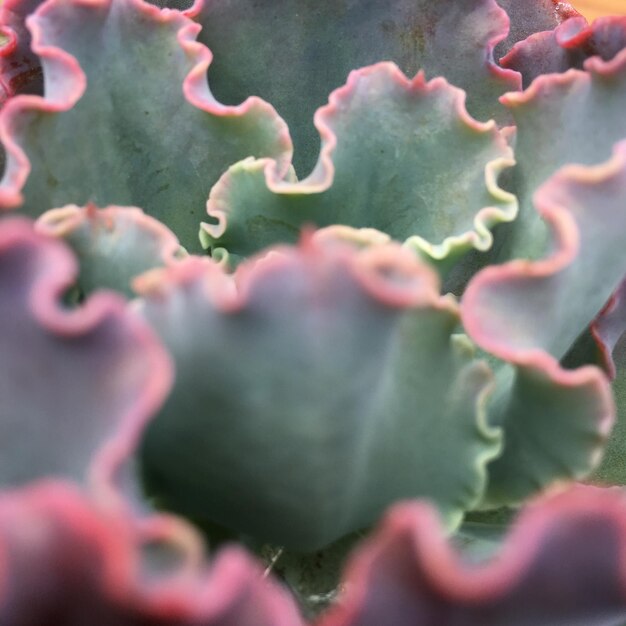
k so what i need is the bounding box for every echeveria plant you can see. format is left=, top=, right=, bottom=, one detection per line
left=2, top=0, right=626, bottom=623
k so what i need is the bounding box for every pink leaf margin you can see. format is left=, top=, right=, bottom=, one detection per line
left=36, top=203, right=185, bottom=269
left=501, top=15, right=626, bottom=82
left=0, top=479, right=303, bottom=624
left=593, top=278, right=626, bottom=380
left=460, top=145, right=626, bottom=454
left=0, top=0, right=292, bottom=210
left=202, top=62, right=516, bottom=261
left=501, top=43, right=626, bottom=112
left=0, top=217, right=173, bottom=513
left=137, top=225, right=457, bottom=320
left=319, top=485, right=626, bottom=626
left=0, top=217, right=220, bottom=589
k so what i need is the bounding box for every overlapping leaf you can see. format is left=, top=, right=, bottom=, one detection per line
left=494, top=0, right=581, bottom=57
left=0, top=0, right=201, bottom=103
left=502, top=16, right=626, bottom=87
left=198, top=0, right=519, bottom=174
left=465, top=140, right=626, bottom=363
left=0, top=481, right=303, bottom=625
left=461, top=142, right=626, bottom=505
left=0, top=0, right=43, bottom=103
left=0, top=217, right=172, bottom=507
left=4, top=481, right=626, bottom=625
left=137, top=228, right=500, bottom=551
left=469, top=48, right=626, bottom=358
left=320, top=486, right=626, bottom=626
left=202, top=63, right=516, bottom=269
left=496, top=50, right=626, bottom=266
left=36, top=204, right=186, bottom=296
left=0, top=0, right=291, bottom=250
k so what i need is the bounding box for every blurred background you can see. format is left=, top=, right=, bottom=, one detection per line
left=574, top=0, right=626, bottom=20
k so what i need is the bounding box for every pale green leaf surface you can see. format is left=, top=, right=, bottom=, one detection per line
left=462, top=145, right=626, bottom=506
left=0, top=0, right=290, bottom=251
left=465, top=140, right=626, bottom=362
left=198, top=0, right=518, bottom=174
left=202, top=64, right=516, bottom=268
left=498, top=51, right=626, bottom=265
left=479, top=363, right=612, bottom=507
left=35, top=205, right=186, bottom=297
left=138, top=230, right=500, bottom=550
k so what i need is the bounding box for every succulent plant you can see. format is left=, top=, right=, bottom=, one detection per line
left=2, top=0, right=626, bottom=622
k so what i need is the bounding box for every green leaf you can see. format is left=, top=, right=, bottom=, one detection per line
left=138, top=228, right=500, bottom=550
left=0, top=0, right=290, bottom=251
left=197, top=0, right=519, bottom=174
left=479, top=363, right=612, bottom=507
left=201, top=64, right=516, bottom=269
left=462, top=145, right=626, bottom=506
left=465, top=141, right=626, bottom=361
left=36, top=205, right=186, bottom=296
left=497, top=51, right=626, bottom=264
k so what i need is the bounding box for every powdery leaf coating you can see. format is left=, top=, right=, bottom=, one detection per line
left=137, top=228, right=500, bottom=551
left=201, top=63, right=516, bottom=269
left=0, top=217, right=172, bottom=509
left=0, top=0, right=291, bottom=251
left=36, top=204, right=186, bottom=297
left=197, top=0, right=519, bottom=174
left=0, top=480, right=303, bottom=625
left=319, top=486, right=626, bottom=626
left=502, top=16, right=626, bottom=88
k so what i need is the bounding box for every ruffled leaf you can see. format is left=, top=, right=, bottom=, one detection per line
left=36, top=204, right=186, bottom=296
left=502, top=16, right=626, bottom=87
left=138, top=227, right=500, bottom=551
left=0, top=0, right=291, bottom=250
left=496, top=49, right=626, bottom=265
left=198, top=0, right=519, bottom=174
left=454, top=53, right=626, bottom=507
left=0, top=480, right=303, bottom=625
left=494, top=0, right=582, bottom=57
left=461, top=145, right=626, bottom=505
left=320, top=486, right=626, bottom=626
left=0, top=0, right=202, bottom=102
left=467, top=49, right=626, bottom=362
left=464, top=140, right=626, bottom=362
left=0, top=217, right=172, bottom=507
left=476, top=363, right=612, bottom=507
left=0, top=0, right=43, bottom=103
left=201, top=64, right=516, bottom=269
